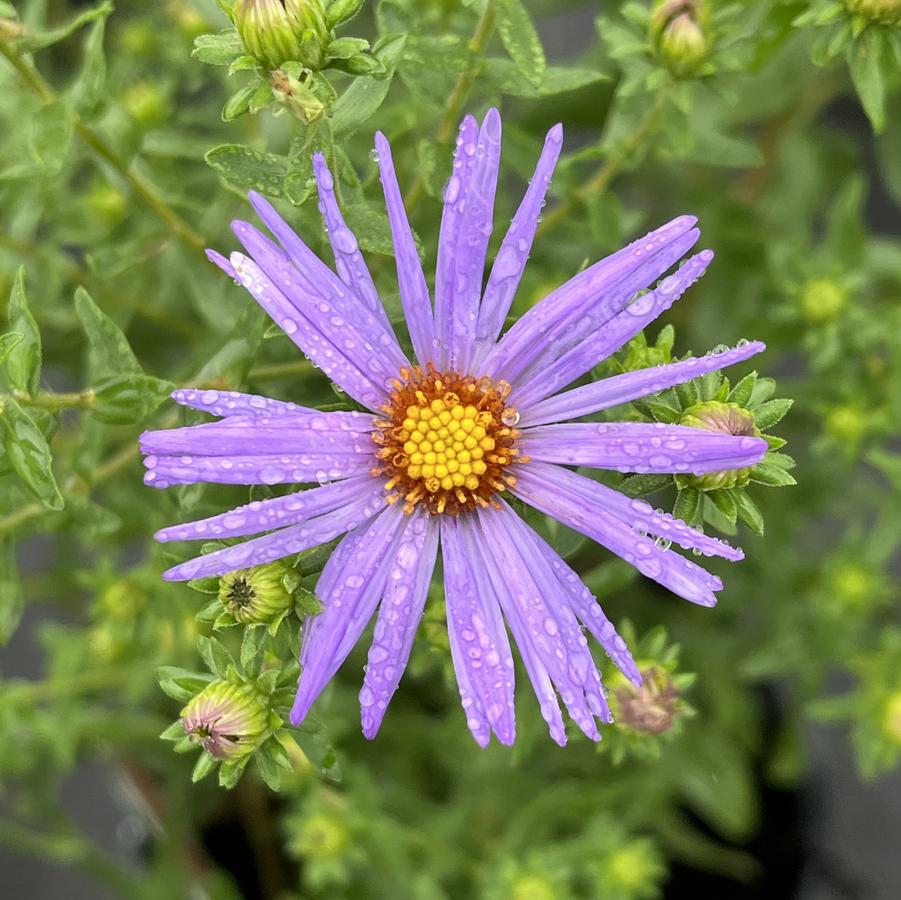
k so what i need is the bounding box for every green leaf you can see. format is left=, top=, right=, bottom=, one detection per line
left=206, top=144, right=287, bottom=197
left=733, top=489, right=764, bottom=536
left=709, top=489, right=737, bottom=524
left=749, top=463, right=796, bottom=487
left=156, top=666, right=215, bottom=703
left=72, top=14, right=108, bottom=116
left=192, top=752, right=217, bottom=783
left=0, top=333, right=23, bottom=366
left=17, top=1, right=113, bottom=51
left=0, top=398, right=64, bottom=511
left=728, top=371, right=757, bottom=408
left=673, top=488, right=701, bottom=525
left=342, top=203, right=395, bottom=255
left=619, top=473, right=672, bottom=497
left=74, top=287, right=142, bottom=378
left=284, top=129, right=329, bottom=205
left=4, top=268, right=41, bottom=395
left=753, top=399, right=793, bottom=430
left=195, top=303, right=265, bottom=385
left=331, top=33, right=406, bottom=137
left=240, top=626, right=266, bottom=671
left=496, top=0, right=546, bottom=88
left=483, top=59, right=608, bottom=98
left=197, top=635, right=236, bottom=678
left=28, top=101, right=75, bottom=173
left=847, top=29, right=885, bottom=132
left=221, top=81, right=260, bottom=122
left=91, top=373, right=174, bottom=425
left=0, top=539, right=23, bottom=644
left=192, top=30, right=245, bottom=66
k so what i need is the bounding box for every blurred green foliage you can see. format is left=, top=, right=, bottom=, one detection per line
left=1, top=0, right=900, bottom=897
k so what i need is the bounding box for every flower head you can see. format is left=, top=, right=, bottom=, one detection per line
left=651, top=0, right=710, bottom=76
left=219, top=561, right=294, bottom=624
left=142, top=109, right=768, bottom=747
left=181, top=680, right=269, bottom=759
left=234, top=0, right=330, bottom=70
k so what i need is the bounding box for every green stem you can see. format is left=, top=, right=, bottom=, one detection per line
left=11, top=389, right=96, bottom=411
left=248, top=359, right=315, bottom=381
left=0, top=42, right=206, bottom=252
left=537, top=92, right=667, bottom=238
left=403, top=1, right=497, bottom=212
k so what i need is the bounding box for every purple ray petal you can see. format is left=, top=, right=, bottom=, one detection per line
left=509, top=513, right=642, bottom=686
left=143, top=450, right=372, bottom=489
left=232, top=220, right=406, bottom=383
left=290, top=504, right=408, bottom=725
left=484, top=216, right=699, bottom=386
left=374, top=131, right=438, bottom=367
left=520, top=421, right=767, bottom=476
left=170, top=388, right=317, bottom=419
left=435, top=108, right=502, bottom=373
left=163, top=489, right=388, bottom=582
left=512, top=463, right=724, bottom=607
left=206, top=248, right=237, bottom=280
left=228, top=253, right=387, bottom=411
left=462, top=516, right=568, bottom=746
left=155, top=475, right=381, bottom=542
left=246, top=191, right=404, bottom=361
left=360, top=512, right=439, bottom=739
left=473, top=122, right=564, bottom=364
left=476, top=504, right=610, bottom=741
left=511, top=249, right=714, bottom=408
left=312, top=153, right=394, bottom=331
left=441, top=514, right=516, bottom=747
left=519, top=341, right=767, bottom=426
left=434, top=114, right=478, bottom=370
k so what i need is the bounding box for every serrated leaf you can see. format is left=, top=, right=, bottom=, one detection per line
left=28, top=101, right=75, bottom=173
left=753, top=399, right=793, bottom=430
left=240, top=626, right=266, bottom=671
left=748, top=377, right=775, bottom=406
left=192, top=30, right=245, bottom=66
left=619, top=473, right=672, bottom=497
left=331, top=33, right=406, bottom=137
left=206, top=144, right=287, bottom=197
left=91, top=373, right=174, bottom=425
left=0, top=398, right=64, bottom=511
left=4, top=268, right=41, bottom=395
left=728, top=371, right=757, bottom=408
left=497, top=0, right=546, bottom=88
left=74, top=287, right=142, bottom=378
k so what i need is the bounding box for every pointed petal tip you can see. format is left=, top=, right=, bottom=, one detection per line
left=550, top=728, right=568, bottom=747
left=547, top=122, right=564, bottom=143
left=482, top=106, right=502, bottom=139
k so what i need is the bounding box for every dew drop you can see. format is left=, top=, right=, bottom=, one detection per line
left=368, top=148, right=380, bottom=163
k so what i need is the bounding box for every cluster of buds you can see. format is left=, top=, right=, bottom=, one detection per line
left=650, top=0, right=710, bottom=76
left=846, top=0, right=901, bottom=25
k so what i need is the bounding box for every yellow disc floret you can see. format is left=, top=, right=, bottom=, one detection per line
left=372, top=365, right=526, bottom=515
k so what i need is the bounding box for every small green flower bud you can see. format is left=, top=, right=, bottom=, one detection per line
left=294, top=813, right=349, bottom=858
left=611, top=666, right=681, bottom=734
left=123, top=83, right=170, bottom=128
left=831, top=563, right=878, bottom=609
left=883, top=693, right=901, bottom=744
left=219, top=561, right=294, bottom=624
left=511, top=875, right=556, bottom=900
left=800, top=278, right=847, bottom=324
left=651, top=0, right=709, bottom=77
left=603, top=839, right=665, bottom=894
left=679, top=401, right=761, bottom=491
left=181, top=680, right=269, bottom=759
left=234, top=0, right=331, bottom=71
left=846, top=0, right=901, bottom=25
left=824, top=404, right=866, bottom=445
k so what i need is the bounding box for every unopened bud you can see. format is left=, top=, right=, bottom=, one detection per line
left=825, top=404, right=867, bottom=445
left=293, top=813, right=348, bottom=858
left=651, top=0, right=709, bottom=76
left=846, top=0, right=901, bottom=25
left=612, top=666, right=680, bottom=734
left=884, top=692, right=901, bottom=744
left=800, top=278, right=846, bottom=324
left=511, top=875, right=556, bottom=900
left=181, top=680, right=269, bottom=759
left=219, top=561, right=294, bottom=624
left=234, top=0, right=330, bottom=70
left=679, top=401, right=760, bottom=491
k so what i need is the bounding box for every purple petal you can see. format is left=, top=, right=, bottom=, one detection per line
left=519, top=421, right=767, bottom=476
left=473, top=123, right=564, bottom=363
left=435, top=109, right=502, bottom=373
left=511, top=250, right=714, bottom=408
left=374, top=131, right=438, bottom=367
left=520, top=341, right=767, bottom=426
left=143, top=450, right=372, bottom=489
left=246, top=191, right=405, bottom=362
left=360, top=512, right=439, bottom=739
left=484, top=216, right=699, bottom=386
left=290, top=504, right=408, bottom=725
left=512, top=463, right=724, bottom=606
left=441, top=514, right=516, bottom=747
left=509, top=515, right=642, bottom=685
left=140, top=415, right=375, bottom=458
left=312, top=153, right=394, bottom=332
left=232, top=221, right=406, bottom=383
left=170, top=388, right=316, bottom=419
left=206, top=248, right=237, bottom=280
left=476, top=504, right=610, bottom=741
left=162, top=489, right=387, bottom=581
left=434, top=114, right=478, bottom=369
left=155, top=475, right=380, bottom=542
left=228, top=252, right=387, bottom=411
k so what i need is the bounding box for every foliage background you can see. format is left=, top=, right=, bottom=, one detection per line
left=1, top=0, right=900, bottom=897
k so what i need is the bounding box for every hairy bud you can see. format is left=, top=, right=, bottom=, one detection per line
left=219, top=561, right=294, bottom=624
left=181, top=680, right=269, bottom=759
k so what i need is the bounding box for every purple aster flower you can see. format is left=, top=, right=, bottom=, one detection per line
left=141, top=109, right=768, bottom=747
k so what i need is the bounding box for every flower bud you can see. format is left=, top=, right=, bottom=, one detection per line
left=846, top=0, right=901, bottom=25
left=612, top=666, right=680, bottom=734
left=219, top=561, right=294, bottom=624
left=824, top=404, right=866, bottom=445
left=679, top=400, right=761, bottom=491
left=651, top=0, right=709, bottom=77
left=181, top=680, right=269, bottom=759
left=294, top=812, right=349, bottom=858
left=511, top=875, right=556, bottom=900
left=883, top=692, right=901, bottom=744
left=800, top=278, right=846, bottom=324
left=270, top=69, right=326, bottom=124
left=234, top=0, right=330, bottom=71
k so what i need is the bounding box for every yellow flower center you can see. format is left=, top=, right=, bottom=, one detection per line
left=372, top=366, right=525, bottom=515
